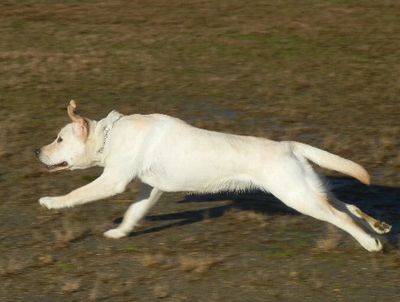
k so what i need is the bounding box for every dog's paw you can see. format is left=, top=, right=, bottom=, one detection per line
left=362, top=236, right=383, bottom=253
left=39, top=196, right=64, bottom=209
left=104, top=228, right=127, bottom=239
left=373, top=221, right=392, bottom=234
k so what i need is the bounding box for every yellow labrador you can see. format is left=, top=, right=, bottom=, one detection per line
left=36, top=100, right=391, bottom=252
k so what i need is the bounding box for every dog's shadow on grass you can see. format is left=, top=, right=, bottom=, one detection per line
left=121, top=177, right=400, bottom=246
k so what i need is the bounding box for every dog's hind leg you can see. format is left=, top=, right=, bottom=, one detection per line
left=330, top=197, right=391, bottom=235
left=258, top=160, right=382, bottom=252
left=269, top=184, right=382, bottom=252
left=104, top=183, right=163, bottom=239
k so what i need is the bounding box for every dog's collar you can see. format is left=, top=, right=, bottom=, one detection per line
left=97, top=112, right=123, bottom=155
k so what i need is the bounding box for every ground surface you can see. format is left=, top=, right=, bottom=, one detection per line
left=0, top=1, right=399, bottom=301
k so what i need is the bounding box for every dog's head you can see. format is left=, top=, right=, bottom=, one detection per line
left=36, top=100, right=92, bottom=172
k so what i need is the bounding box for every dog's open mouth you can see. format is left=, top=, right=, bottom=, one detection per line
left=46, top=161, right=68, bottom=172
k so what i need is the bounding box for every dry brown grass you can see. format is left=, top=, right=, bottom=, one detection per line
left=62, top=279, right=81, bottom=294
left=0, top=112, right=26, bottom=156
left=313, top=224, right=342, bottom=252
left=52, top=217, right=89, bottom=248
left=224, top=208, right=268, bottom=228
left=0, top=253, right=56, bottom=277
left=153, top=283, right=170, bottom=299
left=0, top=124, right=6, bottom=158
left=137, top=251, right=225, bottom=275
left=0, top=256, right=24, bottom=276
left=36, top=254, right=55, bottom=266
left=179, top=254, right=225, bottom=274
left=138, top=253, right=168, bottom=268
left=0, top=50, right=104, bottom=90
left=88, top=278, right=101, bottom=302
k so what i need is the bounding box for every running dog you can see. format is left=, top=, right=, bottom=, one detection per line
left=36, top=100, right=391, bottom=252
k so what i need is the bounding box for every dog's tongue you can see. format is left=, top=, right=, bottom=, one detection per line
left=47, top=161, right=68, bottom=172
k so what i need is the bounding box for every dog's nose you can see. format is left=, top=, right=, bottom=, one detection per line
left=34, top=148, right=41, bottom=157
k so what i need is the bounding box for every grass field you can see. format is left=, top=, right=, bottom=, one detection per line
left=0, top=1, right=399, bottom=301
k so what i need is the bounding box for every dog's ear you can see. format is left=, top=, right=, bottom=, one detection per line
left=72, top=119, right=89, bottom=139
left=68, top=100, right=82, bottom=122
left=68, top=100, right=89, bottom=139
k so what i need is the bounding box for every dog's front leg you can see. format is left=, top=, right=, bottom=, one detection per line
left=104, top=183, right=163, bottom=239
left=39, top=170, right=130, bottom=209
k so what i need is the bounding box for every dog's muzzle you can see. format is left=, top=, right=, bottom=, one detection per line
left=34, top=148, right=69, bottom=172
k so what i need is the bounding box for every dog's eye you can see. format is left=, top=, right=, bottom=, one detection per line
left=57, top=137, right=63, bottom=143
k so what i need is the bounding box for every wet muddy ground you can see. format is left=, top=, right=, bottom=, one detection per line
left=0, top=1, right=399, bottom=301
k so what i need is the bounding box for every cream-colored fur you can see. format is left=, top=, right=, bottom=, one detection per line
left=37, top=101, right=391, bottom=252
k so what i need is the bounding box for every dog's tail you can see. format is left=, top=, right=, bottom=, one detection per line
left=290, top=141, right=370, bottom=185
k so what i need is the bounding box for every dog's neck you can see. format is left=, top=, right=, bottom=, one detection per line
left=86, top=111, right=124, bottom=166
